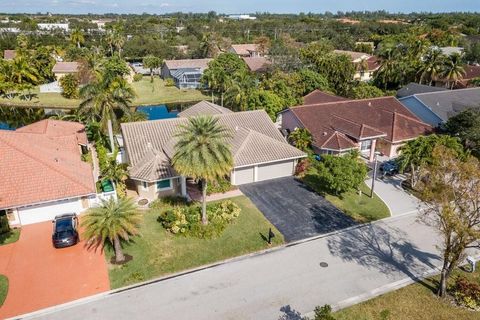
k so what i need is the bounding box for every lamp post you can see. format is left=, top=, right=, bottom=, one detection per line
left=370, top=151, right=381, bottom=198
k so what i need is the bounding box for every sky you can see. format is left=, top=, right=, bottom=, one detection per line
left=0, top=0, right=478, bottom=15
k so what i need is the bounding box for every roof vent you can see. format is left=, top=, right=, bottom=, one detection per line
left=436, top=101, right=440, bottom=106
left=54, top=158, right=59, bottom=163
left=147, top=142, right=152, bottom=149
left=323, top=132, right=328, bottom=136
left=235, top=126, right=239, bottom=131
left=368, top=102, right=372, bottom=106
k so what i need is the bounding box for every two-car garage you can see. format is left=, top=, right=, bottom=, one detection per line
left=231, top=159, right=298, bottom=185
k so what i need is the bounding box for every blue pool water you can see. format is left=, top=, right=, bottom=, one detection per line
left=0, top=122, right=13, bottom=130
left=137, top=105, right=179, bottom=120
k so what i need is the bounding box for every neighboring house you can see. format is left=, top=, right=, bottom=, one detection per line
left=121, top=101, right=306, bottom=201
left=434, top=64, right=480, bottom=89
left=242, top=57, right=271, bottom=73
left=303, top=89, right=348, bottom=105
left=398, top=87, right=480, bottom=127
left=396, top=83, right=448, bottom=99
left=37, top=23, right=69, bottom=32
left=0, top=119, right=97, bottom=226
left=280, top=92, right=432, bottom=160
left=161, top=59, right=212, bottom=89
left=3, top=49, right=15, bottom=60
left=438, top=46, right=464, bottom=56
left=333, top=50, right=380, bottom=81
left=52, top=61, right=80, bottom=80
left=229, top=44, right=262, bottom=57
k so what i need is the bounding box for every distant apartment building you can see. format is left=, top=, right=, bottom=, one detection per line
left=38, top=23, right=69, bottom=32
left=227, top=14, right=256, bottom=20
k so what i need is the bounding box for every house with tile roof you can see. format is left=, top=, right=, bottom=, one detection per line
left=52, top=61, right=79, bottom=80
left=160, top=59, right=212, bottom=89
left=333, top=50, right=380, bottom=81
left=434, top=64, right=480, bottom=89
left=229, top=44, right=262, bottom=57
left=396, top=83, right=448, bottom=99
left=121, top=101, right=306, bottom=200
left=398, top=87, right=480, bottom=127
left=242, top=57, right=271, bottom=73
left=280, top=92, right=432, bottom=160
left=0, top=120, right=96, bottom=226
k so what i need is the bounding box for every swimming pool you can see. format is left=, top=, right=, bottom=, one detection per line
left=136, top=104, right=179, bottom=120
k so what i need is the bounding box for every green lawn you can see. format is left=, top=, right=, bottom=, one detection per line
left=106, top=196, right=284, bottom=289
left=0, top=229, right=20, bottom=246
left=0, top=275, right=8, bottom=307
left=303, top=172, right=390, bottom=222
left=334, top=268, right=480, bottom=320
left=0, top=77, right=207, bottom=109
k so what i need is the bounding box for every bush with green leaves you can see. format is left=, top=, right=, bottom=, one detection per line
left=164, top=78, right=175, bottom=87
left=133, top=74, right=143, bottom=82
left=0, top=214, right=10, bottom=235
left=314, top=305, right=335, bottom=320
left=59, top=74, right=79, bottom=99
left=158, top=200, right=241, bottom=239
left=453, top=276, right=480, bottom=309
left=206, top=177, right=235, bottom=195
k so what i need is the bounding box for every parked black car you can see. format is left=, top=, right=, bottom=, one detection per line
left=379, top=159, right=399, bottom=176
left=52, top=213, right=79, bottom=248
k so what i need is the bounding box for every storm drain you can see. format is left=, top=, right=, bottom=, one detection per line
left=319, top=262, right=329, bottom=268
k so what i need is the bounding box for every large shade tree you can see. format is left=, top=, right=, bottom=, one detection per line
left=444, top=108, right=480, bottom=157
left=172, top=116, right=233, bottom=225
left=82, top=197, right=142, bottom=263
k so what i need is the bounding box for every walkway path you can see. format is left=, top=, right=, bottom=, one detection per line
left=26, top=212, right=469, bottom=320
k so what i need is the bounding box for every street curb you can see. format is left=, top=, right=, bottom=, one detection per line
left=13, top=212, right=422, bottom=319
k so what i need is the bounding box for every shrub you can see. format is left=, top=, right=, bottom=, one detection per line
left=453, top=276, right=480, bottom=309
left=164, top=78, right=175, bottom=87
left=133, top=74, right=143, bottom=82
left=314, top=305, right=335, bottom=320
left=0, top=214, right=10, bottom=235
left=59, top=74, right=79, bottom=99
left=158, top=200, right=241, bottom=239
left=206, top=177, right=235, bottom=195
left=150, top=196, right=188, bottom=209
left=295, top=158, right=311, bottom=177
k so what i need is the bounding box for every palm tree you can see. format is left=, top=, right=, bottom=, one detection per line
left=441, top=53, right=466, bottom=89
left=373, top=48, right=399, bottom=90
left=70, top=28, right=85, bottom=48
left=224, top=71, right=256, bottom=111
left=9, top=56, right=39, bottom=85
left=172, top=116, right=233, bottom=225
left=417, top=48, right=444, bottom=85
left=142, top=55, right=163, bottom=83
left=288, top=128, right=313, bottom=152
left=102, top=149, right=128, bottom=195
left=81, top=197, right=141, bottom=263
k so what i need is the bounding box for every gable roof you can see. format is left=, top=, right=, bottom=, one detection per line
left=121, top=108, right=305, bottom=182
left=289, top=97, right=432, bottom=152
left=242, top=57, right=271, bottom=72
left=163, top=59, right=212, bottom=71
left=303, top=90, right=348, bottom=105
left=52, top=61, right=79, bottom=73
left=230, top=44, right=259, bottom=56
left=0, top=121, right=95, bottom=209
left=177, top=101, right=233, bottom=118
left=17, top=119, right=88, bottom=146
left=396, top=83, right=448, bottom=99
left=409, top=87, right=480, bottom=122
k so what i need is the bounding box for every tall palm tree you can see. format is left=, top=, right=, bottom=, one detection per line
left=70, top=28, right=85, bottom=48
left=81, top=197, right=141, bottom=263
left=441, top=53, right=466, bottom=89
left=418, top=48, right=444, bottom=85
left=79, top=75, right=135, bottom=133
left=224, top=71, right=256, bottom=111
left=102, top=149, right=128, bottom=195
left=172, top=116, right=233, bottom=225
left=9, top=56, right=39, bottom=85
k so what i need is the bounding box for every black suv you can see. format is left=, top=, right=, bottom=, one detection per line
left=52, top=213, right=79, bottom=248
left=379, top=159, right=399, bottom=176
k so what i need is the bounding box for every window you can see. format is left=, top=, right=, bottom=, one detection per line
left=142, top=181, right=148, bottom=190
left=156, top=179, right=172, bottom=191
left=361, top=140, right=372, bottom=151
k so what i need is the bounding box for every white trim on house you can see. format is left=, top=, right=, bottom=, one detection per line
left=155, top=178, right=174, bottom=192
left=0, top=192, right=96, bottom=212
left=233, top=155, right=306, bottom=169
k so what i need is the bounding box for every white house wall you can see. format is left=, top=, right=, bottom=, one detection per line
left=17, top=198, right=85, bottom=225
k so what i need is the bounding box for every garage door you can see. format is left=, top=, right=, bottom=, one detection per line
left=18, top=198, right=83, bottom=225
left=233, top=166, right=254, bottom=185
left=257, top=160, right=294, bottom=182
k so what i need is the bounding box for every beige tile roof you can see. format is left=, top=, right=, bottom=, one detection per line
left=177, top=101, right=233, bottom=118
left=121, top=107, right=305, bottom=182
left=0, top=121, right=95, bottom=209
left=333, top=50, right=371, bottom=62
left=129, top=145, right=178, bottom=181
left=163, top=59, right=212, bottom=70
left=52, top=61, right=79, bottom=73
left=242, top=57, right=271, bottom=72
left=230, top=44, right=259, bottom=56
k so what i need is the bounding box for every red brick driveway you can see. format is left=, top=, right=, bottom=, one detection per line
left=0, top=221, right=110, bottom=318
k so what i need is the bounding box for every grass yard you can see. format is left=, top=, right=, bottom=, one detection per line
left=106, top=196, right=284, bottom=289
left=0, top=275, right=8, bottom=307
left=0, top=229, right=20, bottom=246
left=0, top=77, right=207, bottom=109
left=334, top=268, right=480, bottom=320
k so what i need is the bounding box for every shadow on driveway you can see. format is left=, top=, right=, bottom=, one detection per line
left=239, top=177, right=357, bottom=242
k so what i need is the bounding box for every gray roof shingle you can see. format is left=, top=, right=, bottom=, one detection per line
left=396, top=83, right=448, bottom=99
left=177, top=101, right=233, bottom=118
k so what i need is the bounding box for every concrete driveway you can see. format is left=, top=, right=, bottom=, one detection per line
left=239, top=177, right=357, bottom=242
left=366, top=174, right=425, bottom=216
left=0, top=221, right=110, bottom=319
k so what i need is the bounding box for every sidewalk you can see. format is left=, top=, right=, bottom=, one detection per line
left=26, top=212, right=472, bottom=320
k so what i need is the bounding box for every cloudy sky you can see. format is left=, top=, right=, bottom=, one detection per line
left=0, top=0, right=478, bottom=14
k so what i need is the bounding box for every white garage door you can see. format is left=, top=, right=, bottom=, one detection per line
left=233, top=166, right=255, bottom=185
left=257, top=160, right=294, bottom=182
left=18, top=198, right=83, bottom=225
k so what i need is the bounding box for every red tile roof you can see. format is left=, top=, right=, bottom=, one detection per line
left=0, top=120, right=95, bottom=209
left=17, top=119, right=88, bottom=146
left=290, top=96, right=432, bottom=152
left=463, top=65, right=480, bottom=80
left=303, top=90, right=348, bottom=105
left=366, top=56, right=381, bottom=71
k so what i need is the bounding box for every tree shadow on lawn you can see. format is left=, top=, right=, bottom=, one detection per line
left=327, top=222, right=440, bottom=292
